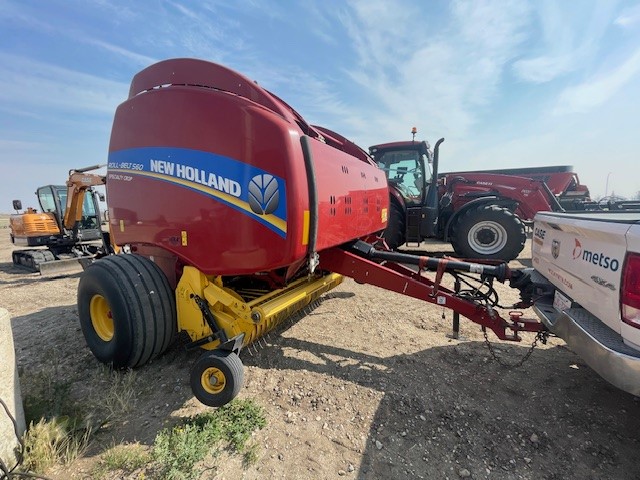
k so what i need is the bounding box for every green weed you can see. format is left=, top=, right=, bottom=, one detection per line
left=21, top=417, right=91, bottom=473
left=88, top=365, right=139, bottom=420
left=93, top=442, right=151, bottom=479
left=152, top=399, right=266, bottom=479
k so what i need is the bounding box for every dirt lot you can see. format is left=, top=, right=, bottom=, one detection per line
left=2, top=218, right=640, bottom=479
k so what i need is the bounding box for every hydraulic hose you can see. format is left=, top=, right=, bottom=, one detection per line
left=348, top=240, right=509, bottom=282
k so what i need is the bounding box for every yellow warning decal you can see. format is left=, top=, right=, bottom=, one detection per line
left=381, top=208, right=388, bottom=223
left=302, top=210, right=310, bottom=246
left=181, top=231, right=188, bottom=246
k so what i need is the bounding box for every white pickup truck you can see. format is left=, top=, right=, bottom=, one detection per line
left=530, top=210, right=640, bottom=395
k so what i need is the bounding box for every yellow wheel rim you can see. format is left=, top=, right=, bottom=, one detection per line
left=90, top=294, right=114, bottom=342
left=201, top=367, right=226, bottom=394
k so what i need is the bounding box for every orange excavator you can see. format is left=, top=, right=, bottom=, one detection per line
left=9, top=164, right=111, bottom=274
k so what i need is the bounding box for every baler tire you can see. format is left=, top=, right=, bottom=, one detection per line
left=191, top=350, right=244, bottom=407
left=451, top=205, right=526, bottom=261
left=77, top=254, right=176, bottom=369
left=383, top=201, right=406, bottom=250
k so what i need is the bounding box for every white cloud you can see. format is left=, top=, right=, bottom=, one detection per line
left=166, top=1, right=199, bottom=20
left=330, top=0, right=531, bottom=145
left=88, top=0, right=137, bottom=23
left=0, top=138, right=49, bottom=153
left=341, top=0, right=418, bottom=70
left=513, top=0, right=618, bottom=83
left=300, top=3, right=342, bottom=46
left=128, top=2, right=250, bottom=63
left=513, top=54, right=575, bottom=83
left=0, top=1, right=56, bottom=32
left=450, top=110, right=639, bottom=199
left=0, top=54, right=128, bottom=115
left=615, top=3, right=640, bottom=27
left=84, top=39, right=157, bottom=67
left=0, top=2, right=155, bottom=68
left=452, top=0, right=531, bottom=52
left=0, top=138, right=66, bottom=207
left=512, top=1, right=574, bottom=82
left=554, top=46, right=640, bottom=114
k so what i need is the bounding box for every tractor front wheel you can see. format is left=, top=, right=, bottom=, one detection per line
left=451, top=205, right=526, bottom=261
left=382, top=201, right=406, bottom=250
left=190, top=350, right=244, bottom=407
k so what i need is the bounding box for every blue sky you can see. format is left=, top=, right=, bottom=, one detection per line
left=2, top=0, right=640, bottom=212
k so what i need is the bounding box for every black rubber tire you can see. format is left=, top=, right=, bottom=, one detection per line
left=77, top=254, right=176, bottom=368
left=382, top=201, right=406, bottom=249
left=451, top=205, right=526, bottom=261
left=190, top=350, right=244, bottom=407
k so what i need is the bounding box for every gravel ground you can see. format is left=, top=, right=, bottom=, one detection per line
left=2, top=220, right=640, bottom=479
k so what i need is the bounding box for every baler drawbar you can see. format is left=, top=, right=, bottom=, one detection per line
left=77, top=58, right=546, bottom=407
left=320, top=240, right=542, bottom=342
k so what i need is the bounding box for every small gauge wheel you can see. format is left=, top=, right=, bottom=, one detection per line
left=190, top=349, right=244, bottom=407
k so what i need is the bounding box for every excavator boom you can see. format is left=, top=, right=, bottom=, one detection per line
left=63, top=168, right=107, bottom=230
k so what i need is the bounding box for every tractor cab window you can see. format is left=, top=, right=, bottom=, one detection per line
left=375, top=149, right=425, bottom=205
left=422, top=153, right=432, bottom=184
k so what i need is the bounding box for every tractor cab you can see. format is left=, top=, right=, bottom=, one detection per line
left=369, top=136, right=443, bottom=247
left=371, top=144, right=431, bottom=206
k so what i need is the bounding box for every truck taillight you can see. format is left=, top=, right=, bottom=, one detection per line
left=621, top=253, right=640, bottom=328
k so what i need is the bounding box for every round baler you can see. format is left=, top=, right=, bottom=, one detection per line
left=77, top=58, right=390, bottom=406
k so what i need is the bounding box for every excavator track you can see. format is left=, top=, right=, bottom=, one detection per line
left=12, top=249, right=94, bottom=275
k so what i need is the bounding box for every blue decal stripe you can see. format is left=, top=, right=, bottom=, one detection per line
left=108, top=146, right=287, bottom=221
left=110, top=169, right=287, bottom=237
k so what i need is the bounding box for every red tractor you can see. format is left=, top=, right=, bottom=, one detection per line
left=370, top=131, right=591, bottom=261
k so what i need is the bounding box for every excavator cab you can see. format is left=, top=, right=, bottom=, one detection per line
left=36, top=185, right=102, bottom=239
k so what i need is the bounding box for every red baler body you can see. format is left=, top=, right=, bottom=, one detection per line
left=106, top=59, right=388, bottom=280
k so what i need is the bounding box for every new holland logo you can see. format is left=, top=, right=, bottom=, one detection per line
left=551, top=240, right=560, bottom=259
left=248, top=174, right=280, bottom=215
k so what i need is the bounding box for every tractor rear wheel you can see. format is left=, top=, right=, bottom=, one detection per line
left=451, top=205, right=526, bottom=261
left=77, top=254, right=176, bottom=368
left=191, top=350, right=244, bottom=407
left=382, top=201, right=406, bottom=249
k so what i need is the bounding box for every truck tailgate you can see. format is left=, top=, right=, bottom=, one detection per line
left=532, top=211, right=635, bottom=334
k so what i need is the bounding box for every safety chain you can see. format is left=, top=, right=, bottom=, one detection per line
left=482, top=328, right=549, bottom=369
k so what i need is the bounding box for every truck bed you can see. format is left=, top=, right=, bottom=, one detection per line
left=532, top=210, right=640, bottom=396
left=534, top=210, right=640, bottom=224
